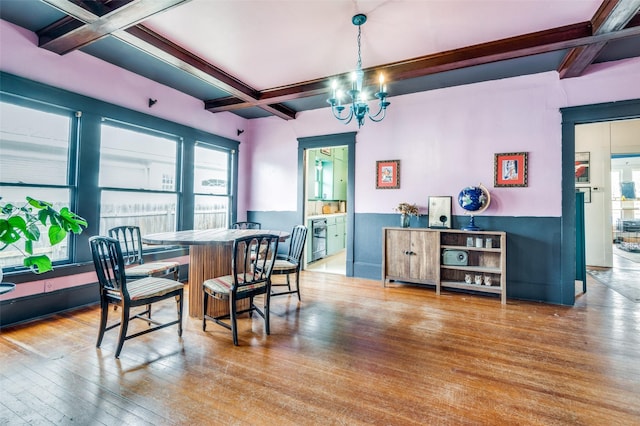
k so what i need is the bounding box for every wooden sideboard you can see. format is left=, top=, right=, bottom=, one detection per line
left=382, top=227, right=507, bottom=304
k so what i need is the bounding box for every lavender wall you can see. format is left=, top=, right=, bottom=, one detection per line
left=0, top=20, right=246, bottom=143
left=243, top=57, right=640, bottom=218
left=2, top=16, right=640, bottom=306
left=3, top=18, right=639, bottom=220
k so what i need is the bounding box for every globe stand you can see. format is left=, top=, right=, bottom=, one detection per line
left=462, top=214, right=480, bottom=231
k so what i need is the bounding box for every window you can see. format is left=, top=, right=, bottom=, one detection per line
left=0, top=99, right=75, bottom=270
left=99, top=122, right=180, bottom=236
left=194, top=143, right=231, bottom=230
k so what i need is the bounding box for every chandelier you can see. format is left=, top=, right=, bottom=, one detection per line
left=327, top=14, right=390, bottom=128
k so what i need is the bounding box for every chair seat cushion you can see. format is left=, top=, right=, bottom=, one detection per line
left=125, top=261, right=179, bottom=277
left=272, top=259, right=297, bottom=271
left=125, top=277, right=184, bottom=300
left=203, top=275, right=266, bottom=298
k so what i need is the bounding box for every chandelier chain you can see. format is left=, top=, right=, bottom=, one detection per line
left=357, top=24, right=362, bottom=71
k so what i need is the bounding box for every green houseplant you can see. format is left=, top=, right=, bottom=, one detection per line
left=0, top=196, right=88, bottom=274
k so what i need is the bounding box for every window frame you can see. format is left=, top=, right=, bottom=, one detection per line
left=0, top=72, right=240, bottom=280
left=97, top=119, right=183, bottom=246
left=192, top=141, right=235, bottom=230
left=0, top=94, right=81, bottom=272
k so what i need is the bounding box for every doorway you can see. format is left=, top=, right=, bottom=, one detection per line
left=573, top=116, right=640, bottom=297
left=304, top=146, right=348, bottom=275
left=562, top=99, right=640, bottom=304
left=297, top=132, right=356, bottom=277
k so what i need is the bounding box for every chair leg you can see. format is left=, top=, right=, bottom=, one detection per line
left=295, top=270, right=301, bottom=301
left=285, top=274, right=291, bottom=291
left=96, top=298, right=109, bottom=348
left=176, top=291, right=183, bottom=337
left=230, top=298, right=238, bottom=346
left=202, top=292, right=208, bottom=331
left=264, top=292, right=271, bottom=336
left=115, top=306, right=131, bottom=358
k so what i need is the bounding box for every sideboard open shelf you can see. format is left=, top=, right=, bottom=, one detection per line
left=382, top=227, right=507, bottom=304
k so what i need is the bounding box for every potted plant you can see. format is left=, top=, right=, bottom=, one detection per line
left=0, top=196, right=88, bottom=278
left=395, top=202, right=419, bottom=228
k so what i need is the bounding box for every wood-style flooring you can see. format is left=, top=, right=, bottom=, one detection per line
left=1, top=272, right=639, bottom=425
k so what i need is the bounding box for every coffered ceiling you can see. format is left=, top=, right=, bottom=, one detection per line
left=1, top=0, right=639, bottom=120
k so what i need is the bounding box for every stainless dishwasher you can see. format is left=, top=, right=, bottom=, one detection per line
left=311, top=218, right=327, bottom=261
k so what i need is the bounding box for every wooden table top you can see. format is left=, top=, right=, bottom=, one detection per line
left=142, top=228, right=290, bottom=246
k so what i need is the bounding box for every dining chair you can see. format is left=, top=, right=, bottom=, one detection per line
left=108, top=226, right=180, bottom=280
left=89, top=235, right=184, bottom=358
left=268, top=225, right=308, bottom=300
left=231, top=221, right=261, bottom=230
left=202, top=234, right=279, bottom=345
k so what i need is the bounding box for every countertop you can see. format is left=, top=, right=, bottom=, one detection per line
left=307, top=213, right=346, bottom=220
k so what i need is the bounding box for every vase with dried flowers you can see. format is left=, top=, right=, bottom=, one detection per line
left=395, top=202, right=419, bottom=228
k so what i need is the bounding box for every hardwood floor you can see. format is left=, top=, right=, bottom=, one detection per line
left=1, top=272, right=639, bottom=425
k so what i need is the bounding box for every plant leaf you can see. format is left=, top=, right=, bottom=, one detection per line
left=59, top=207, right=88, bottom=233
left=48, top=224, right=66, bottom=246
left=0, top=218, right=23, bottom=244
left=27, top=197, right=51, bottom=210
left=23, top=255, right=53, bottom=274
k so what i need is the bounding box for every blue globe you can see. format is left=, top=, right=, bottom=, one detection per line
left=457, top=185, right=490, bottom=230
left=457, top=186, right=489, bottom=212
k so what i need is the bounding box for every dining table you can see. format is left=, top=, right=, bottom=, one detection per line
left=141, top=228, right=290, bottom=319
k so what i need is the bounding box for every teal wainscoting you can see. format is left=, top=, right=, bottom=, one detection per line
left=250, top=210, right=567, bottom=305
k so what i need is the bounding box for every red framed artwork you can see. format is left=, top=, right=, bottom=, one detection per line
left=494, top=152, right=528, bottom=187
left=376, top=160, right=400, bottom=189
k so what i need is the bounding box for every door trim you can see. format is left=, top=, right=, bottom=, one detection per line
left=298, top=132, right=356, bottom=276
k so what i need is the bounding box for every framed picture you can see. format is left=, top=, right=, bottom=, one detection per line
left=575, top=152, right=590, bottom=184
left=576, top=187, right=591, bottom=203
left=376, top=160, right=400, bottom=189
left=494, top=152, right=528, bottom=187
left=428, top=196, right=452, bottom=228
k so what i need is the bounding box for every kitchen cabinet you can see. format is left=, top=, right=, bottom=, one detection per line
left=326, top=215, right=346, bottom=255
left=333, top=156, right=347, bottom=200
left=307, top=147, right=347, bottom=201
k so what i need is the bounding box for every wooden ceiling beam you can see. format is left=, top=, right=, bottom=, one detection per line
left=119, top=26, right=294, bottom=119
left=204, top=98, right=252, bottom=113
left=207, top=21, right=640, bottom=109
left=121, top=25, right=258, bottom=100
left=122, top=26, right=298, bottom=119
left=38, top=0, right=189, bottom=55
left=30, top=0, right=640, bottom=120
left=34, top=0, right=295, bottom=119
left=558, top=0, right=640, bottom=79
